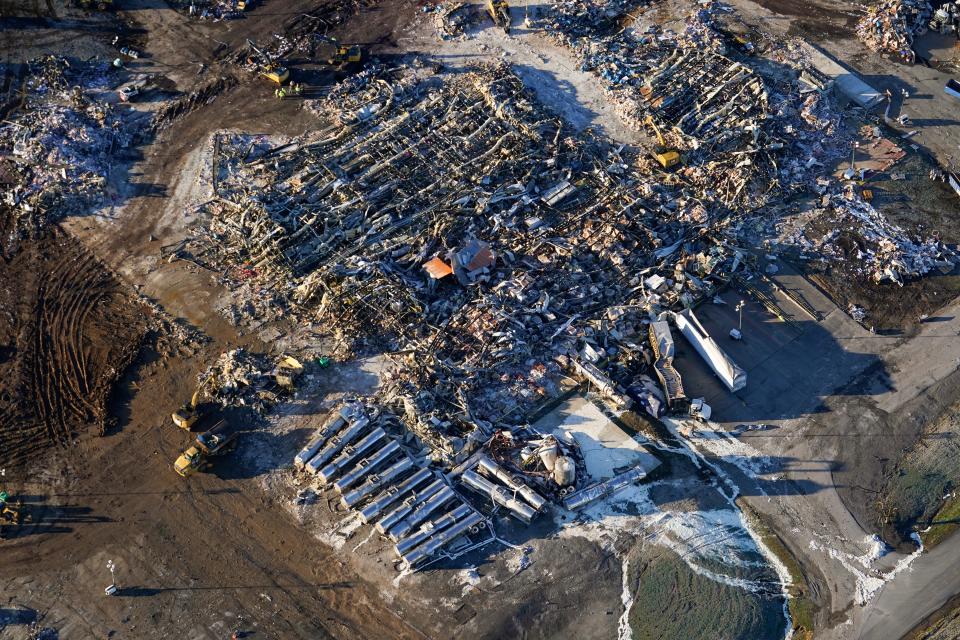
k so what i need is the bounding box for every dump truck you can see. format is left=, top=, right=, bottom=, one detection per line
left=486, top=0, right=510, bottom=32
left=172, top=375, right=213, bottom=430
left=644, top=115, right=681, bottom=169
left=173, top=420, right=237, bottom=477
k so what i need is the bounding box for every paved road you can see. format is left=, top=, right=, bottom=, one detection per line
left=856, top=533, right=960, bottom=640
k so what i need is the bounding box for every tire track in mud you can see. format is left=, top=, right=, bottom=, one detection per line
left=0, top=229, right=146, bottom=467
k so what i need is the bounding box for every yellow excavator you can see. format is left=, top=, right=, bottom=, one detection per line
left=314, top=36, right=363, bottom=68
left=644, top=115, right=681, bottom=169
left=172, top=375, right=213, bottom=431
left=486, top=0, right=510, bottom=33
left=247, top=39, right=290, bottom=85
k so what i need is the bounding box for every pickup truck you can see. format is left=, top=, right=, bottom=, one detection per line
left=946, top=79, right=960, bottom=101
left=174, top=420, right=237, bottom=477
left=118, top=78, right=148, bottom=102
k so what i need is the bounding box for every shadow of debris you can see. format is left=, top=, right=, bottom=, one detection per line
left=3, top=503, right=112, bottom=539
left=216, top=427, right=314, bottom=480
left=0, top=607, right=37, bottom=626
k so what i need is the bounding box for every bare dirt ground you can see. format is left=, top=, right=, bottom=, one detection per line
left=0, top=227, right=145, bottom=467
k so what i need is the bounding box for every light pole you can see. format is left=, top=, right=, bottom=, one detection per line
left=731, top=300, right=746, bottom=340
left=105, top=559, right=118, bottom=596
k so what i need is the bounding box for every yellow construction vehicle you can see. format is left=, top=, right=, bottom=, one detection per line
left=172, top=375, right=213, bottom=431
left=314, top=36, right=363, bottom=68
left=260, top=65, right=290, bottom=85
left=644, top=115, right=681, bottom=169
left=486, top=0, right=510, bottom=33
left=0, top=490, right=27, bottom=537
left=247, top=39, right=291, bottom=85
left=174, top=421, right=237, bottom=477
left=275, top=355, right=304, bottom=391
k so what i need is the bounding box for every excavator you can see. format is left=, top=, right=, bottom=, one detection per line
left=171, top=375, right=213, bottom=431
left=314, top=36, right=363, bottom=69
left=644, top=115, right=681, bottom=169
left=486, top=0, right=510, bottom=33
left=246, top=39, right=290, bottom=85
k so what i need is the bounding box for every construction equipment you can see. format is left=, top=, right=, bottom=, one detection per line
left=313, top=36, right=363, bottom=68
left=247, top=39, right=290, bottom=85
left=0, top=490, right=27, bottom=537
left=275, top=355, right=304, bottom=391
left=644, top=115, right=681, bottom=169
left=174, top=420, right=237, bottom=477
left=172, top=375, right=213, bottom=430
left=486, top=0, right=511, bottom=32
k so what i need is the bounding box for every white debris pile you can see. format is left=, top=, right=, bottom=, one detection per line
left=786, top=193, right=955, bottom=285
left=0, top=56, right=134, bottom=239
left=433, top=2, right=476, bottom=40
left=856, top=0, right=932, bottom=61
left=199, top=348, right=297, bottom=412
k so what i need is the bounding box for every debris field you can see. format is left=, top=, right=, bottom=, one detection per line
left=4, top=0, right=960, bottom=638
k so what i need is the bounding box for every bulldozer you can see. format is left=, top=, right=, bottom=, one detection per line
left=275, top=355, right=304, bottom=392
left=247, top=39, right=290, bottom=85
left=486, top=0, right=510, bottom=33
left=172, top=375, right=214, bottom=431
left=644, top=115, right=681, bottom=169
left=314, top=36, right=363, bottom=69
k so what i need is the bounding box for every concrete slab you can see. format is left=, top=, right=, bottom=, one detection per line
left=534, top=395, right=660, bottom=480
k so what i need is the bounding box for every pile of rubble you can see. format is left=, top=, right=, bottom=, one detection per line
left=433, top=2, right=476, bottom=40
left=293, top=398, right=650, bottom=570
left=187, top=63, right=744, bottom=464
left=200, top=349, right=303, bottom=412
left=856, top=0, right=932, bottom=61
left=190, top=55, right=950, bottom=499
left=545, top=2, right=806, bottom=211
left=780, top=191, right=954, bottom=286
left=0, top=56, right=134, bottom=243
left=167, top=0, right=246, bottom=21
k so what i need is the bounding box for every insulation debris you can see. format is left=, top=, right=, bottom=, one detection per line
left=856, top=0, right=932, bottom=61
left=0, top=56, right=137, bottom=247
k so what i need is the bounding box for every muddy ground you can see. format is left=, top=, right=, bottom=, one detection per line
left=0, top=227, right=145, bottom=467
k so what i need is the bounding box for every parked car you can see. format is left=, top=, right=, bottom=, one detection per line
left=118, top=79, right=147, bottom=102
left=946, top=79, right=960, bottom=100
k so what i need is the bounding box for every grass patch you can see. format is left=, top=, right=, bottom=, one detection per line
left=628, top=552, right=783, bottom=640
left=920, top=494, right=960, bottom=549
left=739, top=501, right=817, bottom=640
